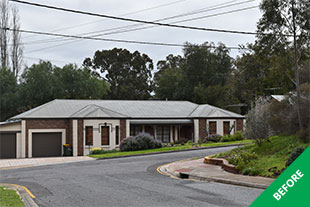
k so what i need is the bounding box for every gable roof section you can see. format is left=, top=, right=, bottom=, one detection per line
left=10, top=99, right=244, bottom=120
left=189, top=104, right=244, bottom=118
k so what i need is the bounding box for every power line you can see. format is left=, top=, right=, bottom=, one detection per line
left=21, top=0, right=191, bottom=40
left=3, top=27, right=246, bottom=51
left=9, top=0, right=258, bottom=35
left=18, top=1, right=258, bottom=48
left=21, top=0, right=245, bottom=45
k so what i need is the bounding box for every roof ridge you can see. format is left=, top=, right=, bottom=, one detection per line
left=69, top=104, right=128, bottom=118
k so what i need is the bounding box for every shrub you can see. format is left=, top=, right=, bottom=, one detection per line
left=205, top=134, right=221, bottom=142
left=296, top=128, right=309, bottom=143
left=90, top=148, right=117, bottom=155
left=231, top=131, right=244, bottom=141
left=175, top=138, right=187, bottom=145
left=120, top=133, right=162, bottom=151
left=286, top=147, right=305, bottom=167
left=245, top=97, right=272, bottom=145
left=220, top=135, right=232, bottom=142
left=186, top=140, right=193, bottom=145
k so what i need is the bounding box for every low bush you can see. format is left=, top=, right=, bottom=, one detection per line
left=232, top=131, right=244, bottom=141
left=296, top=128, right=309, bottom=143
left=90, top=149, right=117, bottom=155
left=120, top=133, right=162, bottom=152
left=205, top=134, right=221, bottom=142
left=175, top=137, right=187, bottom=145
left=286, top=147, right=305, bottom=167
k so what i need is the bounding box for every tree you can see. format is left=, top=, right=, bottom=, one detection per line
left=84, top=48, right=154, bottom=99
left=154, top=42, right=234, bottom=106
left=256, top=0, right=310, bottom=130
left=11, top=5, right=23, bottom=77
left=53, top=64, right=108, bottom=99
left=0, top=67, right=18, bottom=121
left=0, top=0, right=9, bottom=69
left=19, top=61, right=56, bottom=110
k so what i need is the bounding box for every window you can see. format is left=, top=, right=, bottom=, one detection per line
left=115, top=126, right=120, bottom=145
left=209, top=122, right=217, bottom=135
left=130, top=125, right=142, bottom=136
left=85, top=126, right=93, bottom=145
left=101, top=126, right=110, bottom=145
left=156, top=126, right=170, bottom=143
left=223, top=121, right=230, bottom=135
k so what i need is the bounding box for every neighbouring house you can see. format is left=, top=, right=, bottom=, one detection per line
left=0, top=99, right=244, bottom=158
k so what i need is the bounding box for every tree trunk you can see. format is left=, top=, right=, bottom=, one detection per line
left=291, top=0, right=303, bottom=131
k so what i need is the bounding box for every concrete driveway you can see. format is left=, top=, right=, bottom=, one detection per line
left=0, top=156, right=94, bottom=170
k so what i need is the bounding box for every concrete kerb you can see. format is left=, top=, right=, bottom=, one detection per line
left=96, top=143, right=246, bottom=160
left=0, top=183, right=38, bottom=207
left=157, top=159, right=271, bottom=189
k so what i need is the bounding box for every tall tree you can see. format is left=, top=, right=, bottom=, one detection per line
left=256, top=0, right=310, bottom=129
left=0, top=0, right=9, bottom=69
left=11, top=5, right=23, bottom=77
left=0, top=67, right=18, bottom=121
left=84, top=48, right=154, bottom=99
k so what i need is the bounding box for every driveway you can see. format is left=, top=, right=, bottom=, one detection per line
left=0, top=146, right=263, bottom=207
left=0, top=156, right=94, bottom=170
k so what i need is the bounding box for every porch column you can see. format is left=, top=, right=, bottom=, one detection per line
left=72, top=120, right=78, bottom=156
left=170, top=125, right=173, bottom=143
left=21, top=120, right=26, bottom=158
left=194, top=119, right=199, bottom=143
left=174, top=125, right=178, bottom=141
left=126, top=120, right=130, bottom=137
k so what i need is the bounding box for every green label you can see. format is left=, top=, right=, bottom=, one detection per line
left=251, top=147, right=310, bottom=206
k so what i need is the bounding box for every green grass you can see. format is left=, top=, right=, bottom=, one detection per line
left=213, top=135, right=309, bottom=178
left=0, top=187, right=24, bottom=207
left=89, top=140, right=252, bottom=159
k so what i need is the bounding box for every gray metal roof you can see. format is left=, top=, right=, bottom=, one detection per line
left=10, top=99, right=244, bottom=119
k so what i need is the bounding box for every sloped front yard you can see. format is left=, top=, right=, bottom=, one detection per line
left=212, top=136, right=309, bottom=178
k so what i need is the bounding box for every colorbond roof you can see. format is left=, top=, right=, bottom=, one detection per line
left=10, top=99, right=244, bottom=119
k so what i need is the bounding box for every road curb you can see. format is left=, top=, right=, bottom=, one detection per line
left=95, top=143, right=246, bottom=160
left=0, top=183, right=38, bottom=207
left=158, top=161, right=270, bottom=189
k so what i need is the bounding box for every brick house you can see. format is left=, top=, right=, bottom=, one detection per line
left=0, top=99, right=244, bottom=158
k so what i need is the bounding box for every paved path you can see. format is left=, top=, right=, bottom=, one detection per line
left=0, top=146, right=263, bottom=207
left=0, top=156, right=94, bottom=169
left=160, top=158, right=275, bottom=189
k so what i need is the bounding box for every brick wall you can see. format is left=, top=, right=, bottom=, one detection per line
left=199, top=119, right=207, bottom=139
left=236, top=119, right=244, bottom=132
left=120, top=119, right=126, bottom=142
left=78, top=120, right=84, bottom=156
left=25, top=119, right=70, bottom=157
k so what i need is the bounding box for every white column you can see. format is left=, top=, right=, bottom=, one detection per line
left=72, top=120, right=78, bottom=156
left=194, top=119, right=199, bottom=143
left=174, top=126, right=178, bottom=141
left=142, top=125, right=145, bottom=133
left=126, top=120, right=130, bottom=137
left=170, top=125, right=173, bottom=143
left=217, top=121, right=223, bottom=136
left=21, top=120, right=26, bottom=158
left=16, top=133, right=21, bottom=158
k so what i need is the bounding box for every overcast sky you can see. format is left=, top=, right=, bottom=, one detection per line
left=14, top=0, right=262, bottom=69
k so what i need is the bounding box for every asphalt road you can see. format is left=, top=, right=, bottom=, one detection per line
left=0, top=146, right=263, bottom=207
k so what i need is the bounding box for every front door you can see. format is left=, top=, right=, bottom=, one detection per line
left=101, top=126, right=110, bottom=145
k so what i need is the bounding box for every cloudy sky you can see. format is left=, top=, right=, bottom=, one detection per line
left=13, top=0, right=262, bottom=69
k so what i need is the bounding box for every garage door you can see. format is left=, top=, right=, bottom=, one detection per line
left=0, top=133, right=16, bottom=159
left=32, top=133, right=62, bottom=157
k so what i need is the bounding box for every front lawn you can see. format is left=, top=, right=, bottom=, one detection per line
left=0, top=186, right=24, bottom=207
left=90, top=140, right=252, bottom=159
left=212, top=135, right=309, bottom=178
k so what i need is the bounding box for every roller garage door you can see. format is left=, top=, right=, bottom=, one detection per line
left=0, top=133, right=16, bottom=158
left=32, top=132, right=62, bottom=157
